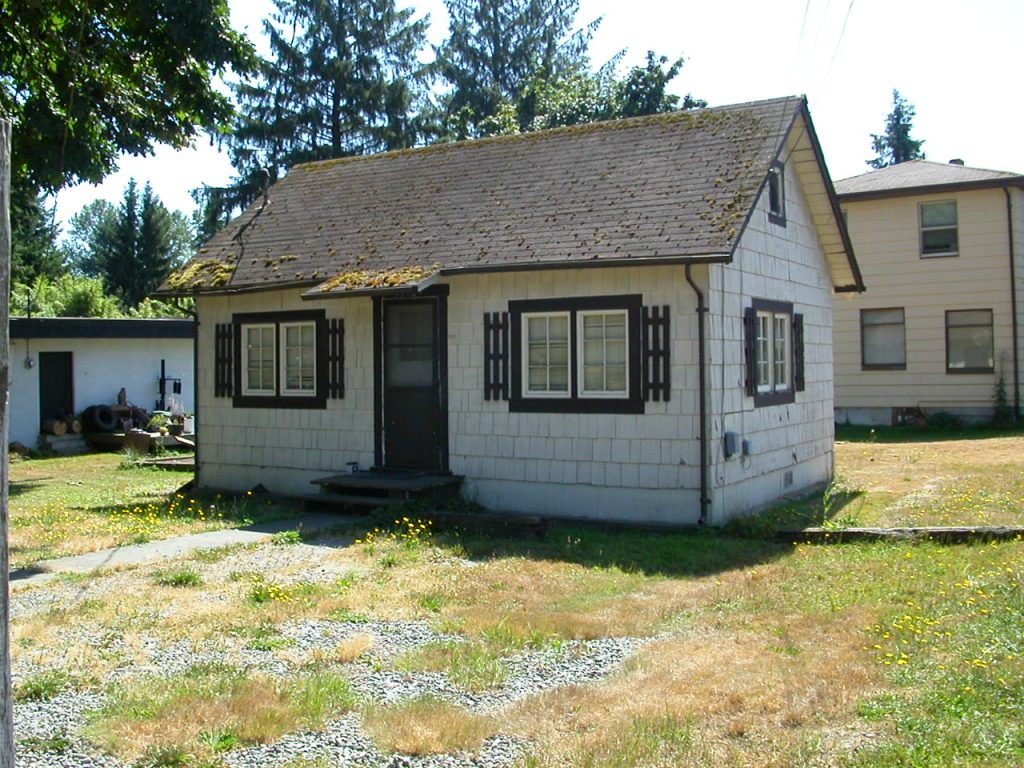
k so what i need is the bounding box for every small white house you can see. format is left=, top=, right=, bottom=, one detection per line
left=9, top=317, right=195, bottom=447
left=159, top=96, right=862, bottom=525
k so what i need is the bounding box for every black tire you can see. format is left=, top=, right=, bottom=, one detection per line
left=83, top=404, right=117, bottom=432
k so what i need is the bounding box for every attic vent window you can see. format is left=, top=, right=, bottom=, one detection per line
left=767, top=162, right=786, bottom=226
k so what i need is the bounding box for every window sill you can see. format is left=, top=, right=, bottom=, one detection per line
left=753, top=389, right=796, bottom=408
left=945, top=367, right=994, bottom=375
left=920, top=252, right=959, bottom=259
left=509, top=397, right=644, bottom=414
left=862, top=364, right=907, bottom=371
left=233, top=394, right=327, bottom=409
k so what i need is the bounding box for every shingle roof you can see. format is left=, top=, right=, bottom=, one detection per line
left=835, top=160, right=1024, bottom=197
left=162, top=96, right=851, bottom=295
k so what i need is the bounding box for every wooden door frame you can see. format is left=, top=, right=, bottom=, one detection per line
left=373, top=285, right=450, bottom=472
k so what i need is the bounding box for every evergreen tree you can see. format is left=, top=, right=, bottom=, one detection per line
left=203, top=0, right=431, bottom=223
left=68, top=181, right=193, bottom=308
left=868, top=89, right=925, bottom=169
left=437, top=0, right=597, bottom=137
left=10, top=180, right=64, bottom=284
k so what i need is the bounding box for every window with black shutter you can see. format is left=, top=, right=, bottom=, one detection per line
left=744, top=299, right=803, bottom=406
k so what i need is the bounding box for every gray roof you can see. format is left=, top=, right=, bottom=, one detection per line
left=163, top=96, right=858, bottom=295
left=835, top=159, right=1024, bottom=198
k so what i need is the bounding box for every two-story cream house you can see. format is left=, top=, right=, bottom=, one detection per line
left=833, top=160, right=1024, bottom=425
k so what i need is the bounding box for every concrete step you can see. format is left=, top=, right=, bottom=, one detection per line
left=38, top=433, right=91, bottom=456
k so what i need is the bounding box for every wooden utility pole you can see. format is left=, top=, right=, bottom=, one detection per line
left=0, top=116, right=13, bottom=768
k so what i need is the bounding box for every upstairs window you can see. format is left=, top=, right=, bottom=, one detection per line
left=861, top=308, right=906, bottom=370
left=767, top=162, right=786, bottom=226
left=920, top=201, right=958, bottom=257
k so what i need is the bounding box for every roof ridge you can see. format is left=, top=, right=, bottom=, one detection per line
left=292, top=95, right=805, bottom=173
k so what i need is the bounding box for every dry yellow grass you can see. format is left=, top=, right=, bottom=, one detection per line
left=311, top=634, right=374, bottom=664
left=508, top=608, right=887, bottom=767
left=362, top=696, right=495, bottom=755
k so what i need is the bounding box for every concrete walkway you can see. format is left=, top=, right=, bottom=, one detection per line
left=9, top=512, right=355, bottom=588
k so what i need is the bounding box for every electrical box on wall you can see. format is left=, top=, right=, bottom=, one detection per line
left=742, top=439, right=753, bottom=456
left=723, top=431, right=738, bottom=458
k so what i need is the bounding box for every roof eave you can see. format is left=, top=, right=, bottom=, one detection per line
left=838, top=176, right=1024, bottom=203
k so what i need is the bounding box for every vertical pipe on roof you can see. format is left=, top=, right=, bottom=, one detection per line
left=1006, top=188, right=1020, bottom=420
left=685, top=264, right=711, bottom=525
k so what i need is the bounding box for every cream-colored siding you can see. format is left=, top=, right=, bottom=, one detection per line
left=835, top=187, right=1022, bottom=422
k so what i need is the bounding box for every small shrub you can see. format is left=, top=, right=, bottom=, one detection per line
left=271, top=530, right=302, bottom=546
left=197, top=727, right=240, bottom=753
left=926, top=411, right=962, bottom=430
left=153, top=567, right=204, bottom=588
left=14, top=669, right=71, bottom=702
left=19, top=731, right=72, bottom=753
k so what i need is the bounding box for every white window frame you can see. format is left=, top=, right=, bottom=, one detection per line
left=522, top=311, right=571, bottom=398
left=280, top=321, right=317, bottom=396
left=756, top=309, right=791, bottom=394
left=920, top=200, right=958, bottom=257
left=577, top=309, right=629, bottom=399
left=242, top=323, right=276, bottom=396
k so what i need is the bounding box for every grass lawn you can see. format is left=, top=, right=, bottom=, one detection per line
left=9, top=430, right=1024, bottom=767
left=7, top=452, right=296, bottom=570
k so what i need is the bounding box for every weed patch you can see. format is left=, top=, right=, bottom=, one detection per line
left=362, top=695, right=493, bottom=755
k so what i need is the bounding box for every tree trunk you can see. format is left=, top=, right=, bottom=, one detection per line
left=0, top=116, right=15, bottom=768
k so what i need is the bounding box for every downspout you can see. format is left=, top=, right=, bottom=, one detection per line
left=173, top=298, right=200, bottom=484
left=1005, top=188, right=1020, bottom=421
left=685, top=264, right=711, bottom=525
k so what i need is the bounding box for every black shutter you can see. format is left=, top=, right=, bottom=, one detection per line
left=215, top=323, right=233, bottom=397
left=327, top=318, right=344, bottom=399
left=642, top=305, right=671, bottom=401
left=793, top=313, right=805, bottom=392
left=743, top=306, right=757, bottom=396
left=484, top=311, right=509, bottom=401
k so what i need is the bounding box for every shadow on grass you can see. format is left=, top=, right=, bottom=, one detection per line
left=837, top=424, right=1024, bottom=444
left=8, top=478, right=52, bottom=498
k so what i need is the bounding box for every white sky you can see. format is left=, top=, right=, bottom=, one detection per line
left=54, top=0, right=1024, bottom=229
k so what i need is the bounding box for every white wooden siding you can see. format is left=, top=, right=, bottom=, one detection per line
left=707, top=129, right=836, bottom=519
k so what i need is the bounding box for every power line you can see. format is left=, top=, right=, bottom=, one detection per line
left=819, top=0, right=855, bottom=94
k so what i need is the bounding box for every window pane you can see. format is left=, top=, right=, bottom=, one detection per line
left=922, top=228, right=957, bottom=254
left=863, top=308, right=904, bottom=326
left=921, top=201, right=956, bottom=227
left=606, top=365, right=626, bottom=392
left=947, top=310, right=993, bottom=370
left=282, top=323, right=316, bottom=392
left=862, top=309, right=906, bottom=367
left=756, top=314, right=771, bottom=387
left=948, top=310, right=992, bottom=327
left=580, top=312, right=628, bottom=394
left=246, top=326, right=275, bottom=392
left=524, top=314, right=569, bottom=395
left=864, top=325, right=906, bottom=366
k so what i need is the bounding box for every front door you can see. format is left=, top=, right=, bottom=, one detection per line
left=379, top=297, right=446, bottom=471
left=39, top=351, right=74, bottom=427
